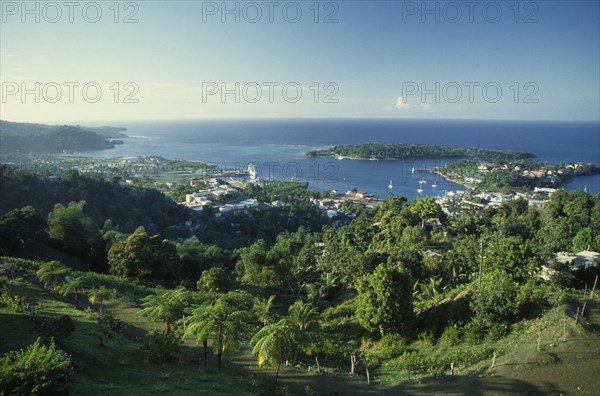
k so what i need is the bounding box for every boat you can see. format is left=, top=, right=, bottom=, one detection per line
left=411, top=167, right=417, bottom=174
left=432, top=182, right=437, bottom=188
left=419, top=179, right=427, bottom=185
left=417, top=187, right=423, bottom=194
left=388, top=180, right=393, bottom=189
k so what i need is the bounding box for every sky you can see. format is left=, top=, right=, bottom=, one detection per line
left=1, top=0, right=599, bottom=122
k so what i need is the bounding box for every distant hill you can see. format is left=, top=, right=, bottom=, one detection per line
left=0, top=120, right=127, bottom=154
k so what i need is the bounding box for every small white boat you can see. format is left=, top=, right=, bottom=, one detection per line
left=388, top=180, right=393, bottom=189
left=411, top=167, right=417, bottom=174
left=419, top=179, right=427, bottom=185
left=432, top=182, right=437, bottom=188
left=417, top=187, right=423, bottom=194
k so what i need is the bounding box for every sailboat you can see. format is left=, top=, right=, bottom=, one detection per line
left=388, top=180, right=393, bottom=189
left=419, top=178, right=427, bottom=185
left=417, top=184, right=423, bottom=194
left=411, top=167, right=417, bottom=174
left=432, top=181, right=437, bottom=188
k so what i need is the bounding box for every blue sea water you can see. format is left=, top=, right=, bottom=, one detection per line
left=81, top=119, right=600, bottom=199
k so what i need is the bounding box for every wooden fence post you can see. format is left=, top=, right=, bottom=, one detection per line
left=590, top=275, right=598, bottom=300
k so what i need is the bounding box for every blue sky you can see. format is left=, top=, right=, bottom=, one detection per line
left=1, top=0, right=599, bottom=122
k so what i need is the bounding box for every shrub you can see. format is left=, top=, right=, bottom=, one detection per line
left=0, top=337, right=71, bottom=396
left=439, top=323, right=462, bottom=346
left=463, top=318, right=488, bottom=345
left=42, top=315, right=75, bottom=339
left=516, top=280, right=551, bottom=319
left=486, top=322, right=509, bottom=341
left=138, top=330, right=181, bottom=363
left=379, top=334, right=407, bottom=357
left=470, top=271, right=518, bottom=326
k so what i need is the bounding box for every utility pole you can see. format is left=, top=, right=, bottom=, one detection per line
left=478, top=237, right=484, bottom=289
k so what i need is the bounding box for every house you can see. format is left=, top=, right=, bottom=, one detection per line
left=477, top=164, right=491, bottom=172
left=424, top=250, right=442, bottom=258
left=271, top=200, right=286, bottom=207
left=555, top=251, right=599, bottom=269
left=424, top=218, right=442, bottom=230
left=527, top=198, right=548, bottom=210
left=572, top=251, right=600, bottom=269
left=326, top=210, right=339, bottom=219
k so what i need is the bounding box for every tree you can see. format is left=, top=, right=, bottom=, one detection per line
left=253, top=295, right=276, bottom=326
left=0, top=206, right=46, bottom=255
left=572, top=227, right=597, bottom=252
left=196, top=267, right=230, bottom=293
left=287, top=300, right=318, bottom=331
left=183, top=297, right=249, bottom=371
left=485, top=235, right=544, bottom=282
left=355, top=263, right=414, bottom=337
left=36, top=261, right=69, bottom=292
left=60, top=276, right=86, bottom=307
left=88, top=286, right=114, bottom=313
left=47, top=200, right=102, bottom=258
left=236, top=239, right=288, bottom=288
left=139, top=286, right=190, bottom=334
left=410, top=197, right=441, bottom=228
left=471, top=270, right=518, bottom=326
left=108, top=231, right=181, bottom=281
left=251, top=319, right=311, bottom=383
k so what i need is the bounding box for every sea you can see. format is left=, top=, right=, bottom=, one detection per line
left=80, top=119, right=600, bottom=200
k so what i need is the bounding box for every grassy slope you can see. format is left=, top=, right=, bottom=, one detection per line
left=2, top=256, right=599, bottom=396
left=0, top=259, right=264, bottom=396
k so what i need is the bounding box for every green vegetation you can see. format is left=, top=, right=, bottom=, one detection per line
left=307, top=142, right=535, bottom=161
left=1, top=157, right=599, bottom=394
left=0, top=337, right=71, bottom=396
left=0, top=120, right=125, bottom=153
left=437, top=159, right=600, bottom=192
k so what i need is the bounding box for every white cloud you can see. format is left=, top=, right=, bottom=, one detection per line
left=395, top=96, right=410, bottom=110
left=389, top=96, right=430, bottom=111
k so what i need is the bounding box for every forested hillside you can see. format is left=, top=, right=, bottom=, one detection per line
left=1, top=166, right=599, bottom=395
left=0, top=120, right=126, bottom=153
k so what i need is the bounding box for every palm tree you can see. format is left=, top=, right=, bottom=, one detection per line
left=288, top=300, right=321, bottom=371
left=183, top=298, right=247, bottom=371
left=287, top=300, right=318, bottom=331
left=252, top=295, right=276, bottom=326
left=251, top=319, right=310, bottom=383
left=60, top=276, right=86, bottom=307
left=139, top=286, right=189, bottom=334
left=36, top=261, right=69, bottom=292
left=88, top=286, right=114, bottom=313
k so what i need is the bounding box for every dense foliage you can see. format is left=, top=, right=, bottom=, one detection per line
left=306, top=142, right=535, bottom=161
left=0, top=338, right=71, bottom=396
left=0, top=120, right=126, bottom=154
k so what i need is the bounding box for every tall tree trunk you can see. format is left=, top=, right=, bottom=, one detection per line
left=203, top=338, right=208, bottom=367
left=351, top=352, right=356, bottom=374
left=217, top=340, right=223, bottom=372
left=275, top=363, right=281, bottom=383
left=315, top=355, right=321, bottom=373
left=365, top=361, right=371, bottom=385
left=166, top=318, right=171, bottom=334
